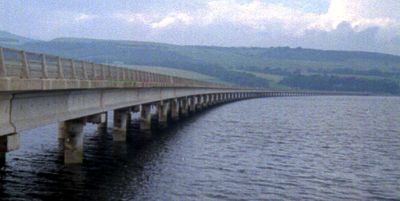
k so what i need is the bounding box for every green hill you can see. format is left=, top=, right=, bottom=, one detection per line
left=1, top=33, right=399, bottom=94
left=0, top=31, right=37, bottom=45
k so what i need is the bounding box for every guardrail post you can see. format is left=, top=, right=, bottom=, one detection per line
left=82, top=61, right=88, bottom=80
left=0, top=48, right=6, bottom=77
left=122, top=68, right=126, bottom=80
left=107, top=65, right=112, bottom=80
left=57, top=57, right=64, bottom=79
left=129, top=69, right=132, bottom=80
left=101, top=64, right=105, bottom=80
left=71, top=59, right=77, bottom=79
left=91, top=63, right=97, bottom=79
left=20, top=51, right=30, bottom=78
left=115, top=68, right=120, bottom=80
left=41, top=54, right=48, bottom=78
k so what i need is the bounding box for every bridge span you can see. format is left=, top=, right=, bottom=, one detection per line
left=0, top=47, right=349, bottom=165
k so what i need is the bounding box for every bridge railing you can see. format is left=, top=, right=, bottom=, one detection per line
left=0, top=47, right=228, bottom=89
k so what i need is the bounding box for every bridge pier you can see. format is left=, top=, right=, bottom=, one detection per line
left=203, top=94, right=209, bottom=108
left=180, top=98, right=189, bottom=117
left=87, top=113, right=105, bottom=132
left=157, top=101, right=170, bottom=128
left=58, top=122, right=67, bottom=139
left=170, top=99, right=180, bottom=121
left=97, top=112, right=108, bottom=133
left=196, top=95, right=203, bottom=111
left=218, top=94, right=222, bottom=102
left=209, top=94, right=214, bottom=106
left=140, top=104, right=152, bottom=131
left=112, top=109, right=130, bottom=141
left=64, top=118, right=86, bottom=164
left=0, top=133, right=20, bottom=166
left=189, top=96, right=196, bottom=113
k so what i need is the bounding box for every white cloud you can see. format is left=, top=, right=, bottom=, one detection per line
left=311, top=0, right=398, bottom=32
left=114, top=0, right=399, bottom=35
left=199, top=0, right=400, bottom=35
left=113, top=12, right=151, bottom=24
left=109, top=0, right=399, bottom=54
left=74, top=13, right=97, bottom=23
left=113, top=11, right=193, bottom=29
left=199, top=0, right=320, bottom=35
left=151, top=12, right=193, bottom=29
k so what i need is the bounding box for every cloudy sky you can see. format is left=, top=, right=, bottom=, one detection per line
left=1, top=0, right=399, bottom=55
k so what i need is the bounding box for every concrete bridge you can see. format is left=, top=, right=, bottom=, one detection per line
left=0, top=47, right=351, bottom=165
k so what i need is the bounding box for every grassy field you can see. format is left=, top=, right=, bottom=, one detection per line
left=234, top=70, right=291, bottom=89
left=123, top=64, right=228, bottom=84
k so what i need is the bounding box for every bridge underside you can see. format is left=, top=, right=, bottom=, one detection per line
left=0, top=88, right=275, bottom=136
left=2, top=88, right=309, bottom=165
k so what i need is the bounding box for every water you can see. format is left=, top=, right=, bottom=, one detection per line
left=1, top=96, right=399, bottom=200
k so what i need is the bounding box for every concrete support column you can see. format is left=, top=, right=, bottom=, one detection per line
left=202, top=95, right=209, bottom=108
left=170, top=99, right=179, bottom=121
left=189, top=97, right=196, bottom=113
left=196, top=95, right=203, bottom=111
left=210, top=94, right=215, bottom=105
left=112, top=109, right=130, bottom=141
left=97, top=112, right=108, bottom=132
left=64, top=118, right=86, bottom=164
left=58, top=122, right=67, bottom=139
left=140, top=104, right=152, bottom=131
left=0, top=133, right=20, bottom=166
left=157, top=102, right=170, bottom=128
left=180, top=98, right=189, bottom=117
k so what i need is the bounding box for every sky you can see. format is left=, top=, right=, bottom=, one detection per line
left=0, top=0, right=399, bottom=55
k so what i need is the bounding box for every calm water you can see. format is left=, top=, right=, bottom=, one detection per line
left=1, top=96, right=399, bottom=200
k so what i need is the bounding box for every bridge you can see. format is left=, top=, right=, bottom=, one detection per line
left=0, top=47, right=355, bottom=165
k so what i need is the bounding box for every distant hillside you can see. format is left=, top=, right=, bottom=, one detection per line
left=1, top=32, right=399, bottom=94
left=0, top=31, right=37, bottom=45
left=125, top=65, right=228, bottom=84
